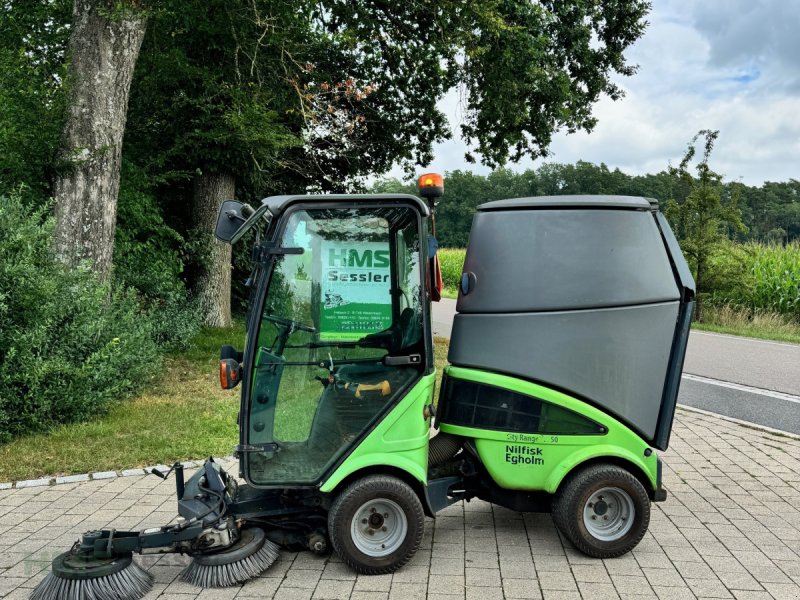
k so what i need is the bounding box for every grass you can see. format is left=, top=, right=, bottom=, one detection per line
left=693, top=305, right=800, bottom=344
left=0, top=326, right=245, bottom=482
left=0, top=329, right=452, bottom=482
left=441, top=287, right=458, bottom=300
left=433, top=336, right=449, bottom=391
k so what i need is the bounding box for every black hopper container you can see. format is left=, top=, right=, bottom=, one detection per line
left=448, top=196, right=695, bottom=450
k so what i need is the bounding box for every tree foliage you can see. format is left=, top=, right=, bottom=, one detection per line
left=318, top=0, right=651, bottom=175
left=664, top=130, right=746, bottom=319
left=121, top=0, right=651, bottom=193
left=373, top=159, right=797, bottom=249
left=456, top=0, right=650, bottom=166
left=1, top=0, right=654, bottom=267
left=124, top=0, right=302, bottom=192
left=0, top=0, right=71, bottom=203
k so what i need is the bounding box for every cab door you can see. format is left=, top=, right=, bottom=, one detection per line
left=242, top=204, right=426, bottom=486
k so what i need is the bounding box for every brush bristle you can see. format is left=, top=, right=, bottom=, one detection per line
left=30, top=559, right=153, bottom=600
left=180, top=539, right=280, bottom=588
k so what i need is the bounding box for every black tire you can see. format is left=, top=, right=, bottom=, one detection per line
left=328, top=475, right=424, bottom=574
left=552, top=463, right=650, bottom=558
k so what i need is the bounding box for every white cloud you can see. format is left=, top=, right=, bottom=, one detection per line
left=386, top=0, right=800, bottom=185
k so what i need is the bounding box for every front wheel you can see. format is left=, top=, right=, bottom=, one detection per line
left=328, top=475, right=424, bottom=574
left=552, top=463, right=650, bottom=558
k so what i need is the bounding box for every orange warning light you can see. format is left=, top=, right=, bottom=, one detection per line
left=418, top=172, right=444, bottom=199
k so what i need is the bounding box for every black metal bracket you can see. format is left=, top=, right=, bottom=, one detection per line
left=424, top=476, right=466, bottom=515
left=149, top=464, right=176, bottom=480
left=148, top=462, right=186, bottom=500
left=252, top=242, right=305, bottom=264
left=80, top=523, right=205, bottom=558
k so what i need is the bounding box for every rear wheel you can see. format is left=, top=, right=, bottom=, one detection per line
left=552, top=463, right=650, bottom=558
left=328, top=475, right=424, bottom=574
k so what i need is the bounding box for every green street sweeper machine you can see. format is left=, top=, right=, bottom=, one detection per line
left=34, top=175, right=695, bottom=600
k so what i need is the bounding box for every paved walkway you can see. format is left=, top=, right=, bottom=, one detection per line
left=1, top=409, right=799, bottom=600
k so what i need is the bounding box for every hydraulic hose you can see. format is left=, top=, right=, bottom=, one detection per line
left=428, top=432, right=462, bottom=467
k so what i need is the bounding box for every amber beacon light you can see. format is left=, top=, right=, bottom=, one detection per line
left=418, top=172, right=444, bottom=199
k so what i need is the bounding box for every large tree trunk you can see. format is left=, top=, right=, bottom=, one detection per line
left=192, top=172, right=235, bottom=328
left=53, top=0, right=147, bottom=281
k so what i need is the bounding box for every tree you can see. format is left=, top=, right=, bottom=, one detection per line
left=435, top=171, right=491, bottom=247
left=52, top=0, right=148, bottom=281
left=121, top=0, right=651, bottom=324
left=125, top=0, right=303, bottom=326
left=665, top=130, right=746, bottom=320
left=2, top=0, right=654, bottom=290
left=0, top=0, right=71, bottom=203
left=303, top=0, right=651, bottom=174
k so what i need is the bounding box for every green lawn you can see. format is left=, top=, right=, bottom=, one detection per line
left=0, top=327, right=244, bottom=482
left=0, top=331, right=449, bottom=482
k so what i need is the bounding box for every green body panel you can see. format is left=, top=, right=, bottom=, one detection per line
left=438, top=367, right=658, bottom=493
left=320, top=372, right=436, bottom=493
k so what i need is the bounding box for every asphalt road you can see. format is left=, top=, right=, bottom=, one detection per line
left=432, top=298, right=800, bottom=435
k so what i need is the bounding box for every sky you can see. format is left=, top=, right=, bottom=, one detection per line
left=388, top=0, right=800, bottom=186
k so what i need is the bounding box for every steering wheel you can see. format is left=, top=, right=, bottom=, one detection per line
left=263, top=314, right=317, bottom=334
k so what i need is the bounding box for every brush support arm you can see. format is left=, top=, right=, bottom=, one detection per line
left=78, top=525, right=206, bottom=558
left=74, top=458, right=240, bottom=560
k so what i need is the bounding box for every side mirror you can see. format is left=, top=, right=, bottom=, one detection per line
left=220, top=344, right=243, bottom=362
left=219, top=345, right=243, bottom=389
left=215, top=200, right=254, bottom=243
left=220, top=358, right=242, bottom=389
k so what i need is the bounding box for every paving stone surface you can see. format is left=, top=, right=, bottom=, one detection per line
left=1, top=410, right=799, bottom=599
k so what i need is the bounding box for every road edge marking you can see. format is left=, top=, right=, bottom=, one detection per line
left=690, top=329, right=800, bottom=349
left=681, top=373, right=800, bottom=403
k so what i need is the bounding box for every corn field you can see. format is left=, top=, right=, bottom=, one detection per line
left=723, top=242, right=800, bottom=317
left=438, top=243, right=800, bottom=320
left=438, top=248, right=466, bottom=292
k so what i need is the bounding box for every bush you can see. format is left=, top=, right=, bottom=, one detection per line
left=147, top=295, right=202, bottom=352
left=114, top=162, right=200, bottom=351
left=702, top=239, right=751, bottom=313
left=0, top=194, right=161, bottom=442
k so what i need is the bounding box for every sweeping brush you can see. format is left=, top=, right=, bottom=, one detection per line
left=181, top=527, right=280, bottom=588
left=30, top=551, right=153, bottom=600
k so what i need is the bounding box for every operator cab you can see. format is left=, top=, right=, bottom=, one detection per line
left=219, top=196, right=433, bottom=487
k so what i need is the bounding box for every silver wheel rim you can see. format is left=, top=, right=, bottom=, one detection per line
left=582, top=487, right=635, bottom=542
left=350, top=498, right=408, bottom=557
